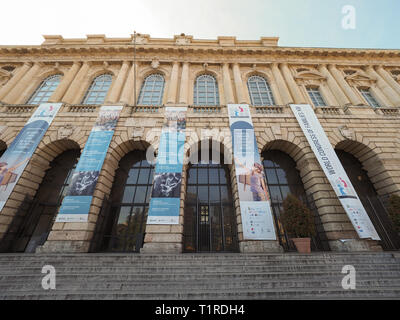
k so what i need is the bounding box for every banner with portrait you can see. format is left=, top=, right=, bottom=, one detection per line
left=290, top=104, right=380, bottom=240
left=56, top=105, right=123, bottom=222
left=228, top=104, right=277, bottom=240
left=147, top=107, right=187, bottom=225
left=0, top=103, right=62, bottom=211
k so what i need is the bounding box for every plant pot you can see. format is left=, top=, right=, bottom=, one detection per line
left=291, top=238, right=311, bottom=253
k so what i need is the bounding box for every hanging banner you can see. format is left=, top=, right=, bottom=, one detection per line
left=228, top=104, right=277, bottom=240
left=56, top=105, right=123, bottom=222
left=147, top=107, right=187, bottom=225
left=0, top=103, right=62, bottom=211
left=290, top=104, right=380, bottom=240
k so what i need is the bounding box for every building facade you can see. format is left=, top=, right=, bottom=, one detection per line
left=0, top=34, right=400, bottom=254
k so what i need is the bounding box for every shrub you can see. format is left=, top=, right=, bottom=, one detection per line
left=387, top=194, right=400, bottom=233
left=281, top=194, right=316, bottom=238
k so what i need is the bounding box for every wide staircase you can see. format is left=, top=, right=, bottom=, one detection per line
left=0, top=252, right=399, bottom=299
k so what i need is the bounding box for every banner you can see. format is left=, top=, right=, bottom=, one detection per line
left=56, top=105, right=123, bottom=222
left=147, top=107, right=187, bottom=225
left=228, top=104, right=276, bottom=240
left=0, top=103, right=62, bottom=211
left=290, top=104, right=380, bottom=240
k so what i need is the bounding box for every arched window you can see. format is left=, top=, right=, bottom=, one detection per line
left=7, top=149, right=80, bottom=253
left=359, top=88, right=380, bottom=108
left=336, top=149, right=400, bottom=250
left=262, top=150, right=327, bottom=251
left=99, top=151, right=154, bottom=252
left=137, top=74, right=165, bottom=105
left=82, top=74, right=113, bottom=105
left=306, top=86, right=326, bottom=107
left=27, top=74, right=62, bottom=104
left=247, top=75, right=275, bottom=106
left=193, top=74, right=220, bottom=106
left=184, top=148, right=238, bottom=252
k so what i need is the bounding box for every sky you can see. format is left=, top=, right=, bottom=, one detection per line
left=0, top=0, right=399, bottom=49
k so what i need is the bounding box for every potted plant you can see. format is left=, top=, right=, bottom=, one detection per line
left=280, top=194, right=316, bottom=253
left=387, top=194, right=400, bottom=235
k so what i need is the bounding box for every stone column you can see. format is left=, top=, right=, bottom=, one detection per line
left=3, top=62, right=42, bottom=104
left=271, top=63, right=293, bottom=105
left=106, top=61, right=130, bottom=104
left=222, top=63, right=235, bottom=104
left=327, top=64, right=364, bottom=106
left=365, top=66, right=400, bottom=107
left=62, top=62, right=91, bottom=104
left=232, top=63, right=247, bottom=104
left=167, top=62, right=179, bottom=104
left=0, top=62, right=32, bottom=101
left=120, top=62, right=137, bottom=105
left=369, top=85, right=393, bottom=107
left=318, top=64, right=351, bottom=106
left=48, top=62, right=81, bottom=103
left=280, top=63, right=306, bottom=104
left=178, top=62, right=189, bottom=104
left=319, top=82, right=339, bottom=106
left=376, top=66, right=400, bottom=98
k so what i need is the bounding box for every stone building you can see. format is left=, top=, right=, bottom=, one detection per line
left=0, top=33, right=399, bottom=255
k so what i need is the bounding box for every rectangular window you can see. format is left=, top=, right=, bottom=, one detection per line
left=307, top=87, right=326, bottom=107
left=359, top=88, right=380, bottom=108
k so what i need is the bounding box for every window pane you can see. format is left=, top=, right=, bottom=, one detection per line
left=134, top=186, right=147, bottom=203
left=122, top=186, right=135, bottom=203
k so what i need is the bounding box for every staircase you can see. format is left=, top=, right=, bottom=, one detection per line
left=0, top=252, right=399, bottom=299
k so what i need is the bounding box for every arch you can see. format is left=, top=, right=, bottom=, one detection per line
left=193, top=73, right=220, bottom=106
left=96, top=149, right=155, bottom=252
left=26, top=74, right=63, bottom=104
left=137, top=73, right=165, bottom=106
left=82, top=73, right=113, bottom=105
left=183, top=144, right=239, bottom=252
left=261, top=149, right=328, bottom=251
left=335, top=148, right=400, bottom=250
left=138, top=66, right=169, bottom=80
left=0, top=139, right=81, bottom=252
left=335, top=139, right=398, bottom=197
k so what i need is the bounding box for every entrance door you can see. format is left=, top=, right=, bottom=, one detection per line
left=98, top=151, right=154, bottom=253
left=184, top=158, right=238, bottom=253
left=336, top=150, right=400, bottom=250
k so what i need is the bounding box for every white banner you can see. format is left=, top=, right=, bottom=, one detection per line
left=228, top=104, right=276, bottom=240
left=290, top=104, right=380, bottom=240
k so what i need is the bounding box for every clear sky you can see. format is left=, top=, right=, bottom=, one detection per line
left=1, top=0, right=399, bottom=49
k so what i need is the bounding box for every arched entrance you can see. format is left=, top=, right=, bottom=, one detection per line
left=336, top=149, right=400, bottom=250
left=97, top=150, right=154, bottom=252
left=262, top=150, right=329, bottom=252
left=6, top=149, right=80, bottom=253
left=183, top=148, right=238, bottom=253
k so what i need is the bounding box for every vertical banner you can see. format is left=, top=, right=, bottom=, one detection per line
left=56, top=105, right=123, bottom=222
left=0, top=103, right=62, bottom=211
left=147, top=107, right=187, bottom=224
left=228, top=104, right=276, bottom=240
left=290, top=104, right=380, bottom=240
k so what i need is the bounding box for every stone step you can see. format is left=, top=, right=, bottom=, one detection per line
left=0, top=253, right=397, bottom=262
left=2, top=278, right=400, bottom=292
left=1, top=263, right=399, bottom=275
left=2, top=287, right=400, bottom=300
left=0, top=256, right=398, bottom=266
left=1, top=270, right=400, bottom=284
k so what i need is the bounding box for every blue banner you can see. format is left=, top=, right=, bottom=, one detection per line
left=0, top=103, right=62, bottom=211
left=147, top=107, right=187, bottom=225
left=56, top=105, right=123, bottom=222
